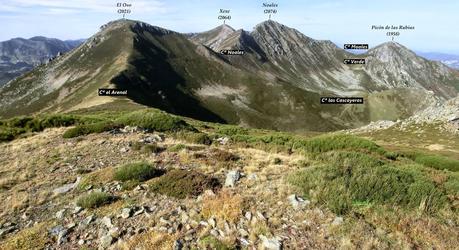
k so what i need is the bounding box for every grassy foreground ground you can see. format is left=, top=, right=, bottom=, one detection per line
left=0, top=108, right=458, bottom=249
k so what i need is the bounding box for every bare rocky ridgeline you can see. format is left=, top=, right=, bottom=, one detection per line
left=0, top=127, right=349, bottom=249
left=349, top=94, right=459, bottom=134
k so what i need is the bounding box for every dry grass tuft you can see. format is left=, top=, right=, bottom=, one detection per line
left=119, top=231, right=176, bottom=250
left=201, top=189, right=244, bottom=223
left=0, top=222, right=50, bottom=250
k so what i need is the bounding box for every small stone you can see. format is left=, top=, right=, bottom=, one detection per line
left=288, top=194, right=310, bottom=209
left=245, top=212, right=252, bottom=221
left=73, top=206, right=83, bottom=214
left=78, top=239, right=85, bottom=245
left=180, top=213, right=189, bottom=224
left=216, top=137, right=229, bottom=145
left=101, top=216, right=113, bottom=229
left=120, top=147, right=129, bottom=153
left=257, top=211, right=266, bottom=221
left=173, top=239, right=183, bottom=250
left=332, top=216, right=344, bottom=226
left=240, top=237, right=250, bottom=246
left=210, top=229, right=220, bottom=237
left=133, top=207, right=145, bottom=217
left=239, top=228, right=249, bottom=237
left=208, top=218, right=216, bottom=228
left=133, top=185, right=144, bottom=192
left=160, top=217, right=171, bottom=225
left=259, top=235, right=282, bottom=250
left=53, top=177, right=81, bottom=194
left=247, top=173, right=258, bottom=181
left=225, top=170, right=241, bottom=187
left=66, top=222, right=76, bottom=229
left=82, top=215, right=95, bottom=226
left=120, top=208, right=132, bottom=219
left=57, top=229, right=68, bottom=245
left=49, top=225, right=65, bottom=236
left=55, top=209, right=66, bottom=219
left=99, top=234, right=113, bottom=248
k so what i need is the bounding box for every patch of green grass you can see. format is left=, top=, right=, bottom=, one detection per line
left=114, top=162, right=164, bottom=182
left=62, top=121, right=120, bottom=138
left=298, top=134, right=384, bottom=154
left=76, top=192, right=114, bottom=209
left=0, top=127, right=25, bottom=142
left=150, top=169, right=220, bottom=199
left=0, top=114, right=86, bottom=142
left=216, top=126, right=249, bottom=136
left=117, top=110, right=194, bottom=132
left=288, top=151, right=451, bottom=215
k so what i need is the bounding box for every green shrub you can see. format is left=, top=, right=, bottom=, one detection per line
left=117, top=110, right=194, bottom=132
left=62, top=121, right=120, bottom=138
left=39, top=115, right=78, bottom=129
left=412, top=154, right=459, bottom=172
left=216, top=126, right=249, bottom=136
left=114, top=162, right=164, bottom=182
left=179, top=132, right=212, bottom=145
left=300, top=134, right=383, bottom=154
left=150, top=169, right=220, bottom=199
left=5, top=117, right=34, bottom=128
left=0, top=127, right=25, bottom=142
left=76, top=192, right=114, bottom=209
left=288, top=151, right=449, bottom=214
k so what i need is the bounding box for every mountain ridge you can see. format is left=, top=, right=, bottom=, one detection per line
left=0, top=36, right=85, bottom=86
left=1, top=19, right=458, bottom=133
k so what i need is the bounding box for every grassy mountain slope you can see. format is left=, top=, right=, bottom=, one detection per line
left=0, top=108, right=458, bottom=249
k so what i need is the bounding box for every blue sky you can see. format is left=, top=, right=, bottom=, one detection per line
left=1, top=0, right=458, bottom=54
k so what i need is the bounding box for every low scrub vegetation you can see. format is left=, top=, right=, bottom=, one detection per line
left=198, top=236, right=235, bottom=250
left=0, top=222, right=50, bottom=250
left=62, top=121, right=121, bottom=138
left=0, top=114, right=83, bottom=142
left=150, top=169, right=221, bottom=199
left=116, top=110, right=194, bottom=132
left=289, top=150, right=456, bottom=215
left=177, top=131, right=213, bottom=145
left=1, top=109, right=196, bottom=142
left=201, top=189, right=244, bottom=223
left=401, top=151, right=459, bottom=172
left=76, top=192, right=114, bottom=209
left=114, top=162, right=164, bottom=182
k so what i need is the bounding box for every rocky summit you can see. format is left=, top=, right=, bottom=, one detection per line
left=0, top=18, right=458, bottom=250
left=1, top=19, right=458, bottom=132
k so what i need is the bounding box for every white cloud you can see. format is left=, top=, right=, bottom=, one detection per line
left=0, top=0, right=167, bottom=15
